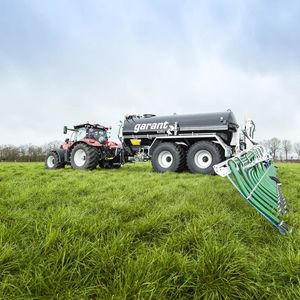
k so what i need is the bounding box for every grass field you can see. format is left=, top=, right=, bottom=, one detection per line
left=0, top=162, right=299, bottom=299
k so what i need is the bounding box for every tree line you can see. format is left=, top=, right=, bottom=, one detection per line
left=0, top=141, right=62, bottom=162
left=0, top=138, right=299, bottom=162
left=261, top=138, right=300, bottom=161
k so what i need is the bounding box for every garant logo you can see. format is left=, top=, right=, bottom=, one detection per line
left=134, top=121, right=169, bottom=133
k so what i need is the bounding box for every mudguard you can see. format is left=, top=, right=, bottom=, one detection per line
left=50, top=148, right=66, bottom=163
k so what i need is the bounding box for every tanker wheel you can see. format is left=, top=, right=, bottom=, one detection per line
left=45, top=151, right=65, bottom=169
left=186, top=141, right=222, bottom=174
left=151, top=142, right=185, bottom=172
left=71, top=143, right=99, bottom=170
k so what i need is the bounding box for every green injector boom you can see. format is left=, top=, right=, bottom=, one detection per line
left=214, top=145, right=291, bottom=234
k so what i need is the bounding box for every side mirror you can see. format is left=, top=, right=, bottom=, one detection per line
left=63, top=126, right=68, bottom=134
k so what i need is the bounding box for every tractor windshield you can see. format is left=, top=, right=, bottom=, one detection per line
left=74, top=128, right=87, bottom=141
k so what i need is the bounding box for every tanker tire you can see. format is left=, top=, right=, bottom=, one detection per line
left=177, top=144, right=188, bottom=172
left=45, top=151, right=64, bottom=169
left=151, top=142, right=185, bottom=173
left=186, top=141, right=223, bottom=174
left=71, top=143, right=99, bottom=170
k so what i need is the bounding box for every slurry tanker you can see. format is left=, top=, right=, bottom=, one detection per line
left=122, top=110, right=246, bottom=174
left=45, top=110, right=290, bottom=234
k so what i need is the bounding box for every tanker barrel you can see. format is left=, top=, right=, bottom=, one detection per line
left=122, top=111, right=239, bottom=136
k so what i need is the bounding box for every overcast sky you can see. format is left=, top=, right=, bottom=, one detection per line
left=0, top=0, right=299, bottom=145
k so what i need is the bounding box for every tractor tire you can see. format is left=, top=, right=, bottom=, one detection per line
left=45, top=151, right=64, bottom=169
left=70, top=143, right=99, bottom=170
left=151, top=142, right=185, bottom=172
left=186, top=141, right=223, bottom=174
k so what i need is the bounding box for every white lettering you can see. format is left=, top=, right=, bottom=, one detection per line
left=134, top=124, right=141, bottom=133
left=133, top=121, right=171, bottom=133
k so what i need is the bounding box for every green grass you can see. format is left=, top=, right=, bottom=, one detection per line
left=0, top=162, right=299, bottom=299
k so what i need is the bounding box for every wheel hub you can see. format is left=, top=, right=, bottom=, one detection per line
left=194, top=150, right=212, bottom=169
left=158, top=151, right=173, bottom=168
left=74, top=149, right=87, bottom=167
left=47, top=155, right=55, bottom=168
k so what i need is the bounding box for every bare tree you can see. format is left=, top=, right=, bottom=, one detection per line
left=295, top=143, right=300, bottom=159
left=282, top=139, right=292, bottom=161
left=266, top=138, right=281, bottom=161
left=42, top=140, right=62, bottom=153
left=0, top=145, right=19, bottom=161
left=260, top=140, right=269, bottom=148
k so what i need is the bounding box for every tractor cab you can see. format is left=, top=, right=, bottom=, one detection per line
left=64, top=123, right=109, bottom=144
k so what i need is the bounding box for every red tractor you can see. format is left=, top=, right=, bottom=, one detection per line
left=45, top=123, right=124, bottom=170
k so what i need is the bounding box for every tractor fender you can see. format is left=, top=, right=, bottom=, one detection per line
left=78, top=139, right=102, bottom=147
left=68, top=141, right=102, bottom=153
left=49, top=148, right=66, bottom=163
left=104, top=140, right=121, bottom=148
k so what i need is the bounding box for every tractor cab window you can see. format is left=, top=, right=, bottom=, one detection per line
left=74, top=128, right=87, bottom=141
left=98, top=129, right=108, bottom=143
left=87, top=128, right=108, bottom=143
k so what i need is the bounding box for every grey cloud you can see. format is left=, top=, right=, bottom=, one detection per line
left=0, top=0, right=299, bottom=146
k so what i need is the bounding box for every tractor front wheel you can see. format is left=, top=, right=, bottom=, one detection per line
left=45, top=151, right=65, bottom=169
left=71, top=144, right=99, bottom=170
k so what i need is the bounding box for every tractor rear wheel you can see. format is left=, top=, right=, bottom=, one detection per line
left=71, top=143, right=99, bottom=170
left=186, top=141, right=222, bottom=174
left=151, top=142, right=185, bottom=172
left=45, top=151, right=64, bottom=169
